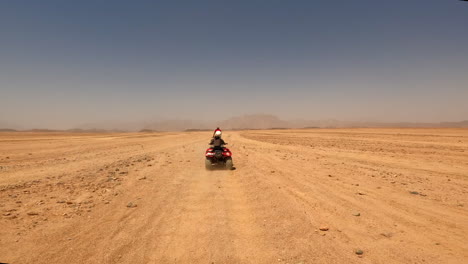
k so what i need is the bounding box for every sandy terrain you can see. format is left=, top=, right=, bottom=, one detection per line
left=0, top=128, right=467, bottom=264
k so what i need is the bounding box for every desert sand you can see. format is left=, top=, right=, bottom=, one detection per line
left=1, top=128, right=467, bottom=264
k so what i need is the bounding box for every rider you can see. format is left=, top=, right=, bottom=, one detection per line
left=209, top=128, right=226, bottom=149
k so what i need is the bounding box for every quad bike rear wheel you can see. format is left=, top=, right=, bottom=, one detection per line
left=225, top=158, right=233, bottom=170
left=205, top=159, right=212, bottom=170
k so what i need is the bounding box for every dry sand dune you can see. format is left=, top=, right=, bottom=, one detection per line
left=1, top=129, right=467, bottom=263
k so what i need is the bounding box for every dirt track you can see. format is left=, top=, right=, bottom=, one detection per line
left=1, top=129, right=467, bottom=264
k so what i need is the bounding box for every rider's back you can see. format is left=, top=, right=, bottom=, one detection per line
left=211, top=138, right=225, bottom=147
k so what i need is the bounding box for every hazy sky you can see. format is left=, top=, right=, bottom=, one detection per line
left=1, top=0, right=467, bottom=129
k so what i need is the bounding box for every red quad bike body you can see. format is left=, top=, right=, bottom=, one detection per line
left=205, top=147, right=233, bottom=170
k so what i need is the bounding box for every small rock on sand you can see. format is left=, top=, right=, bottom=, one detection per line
left=319, top=226, right=329, bottom=231
left=127, top=202, right=137, bottom=208
left=355, top=249, right=364, bottom=255
left=380, top=232, right=393, bottom=238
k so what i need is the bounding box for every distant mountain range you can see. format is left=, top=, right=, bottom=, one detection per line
left=73, top=115, right=468, bottom=131
left=1, top=115, right=468, bottom=132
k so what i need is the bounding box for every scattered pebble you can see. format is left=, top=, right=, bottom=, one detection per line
left=409, top=191, right=419, bottom=195
left=352, top=212, right=360, bottom=216
left=319, top=226, right=329, bottom=231
left=355, top=249, right=364, bottom=255
left=127, top=202, right=137, bottom=208
left=380, top=232, right=393, bottom=238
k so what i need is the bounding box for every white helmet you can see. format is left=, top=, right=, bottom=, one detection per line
left=214, top=130, right=222, bottom=137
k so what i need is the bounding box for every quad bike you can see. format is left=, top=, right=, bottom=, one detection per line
left=205, top=144, right=233, bottom=170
